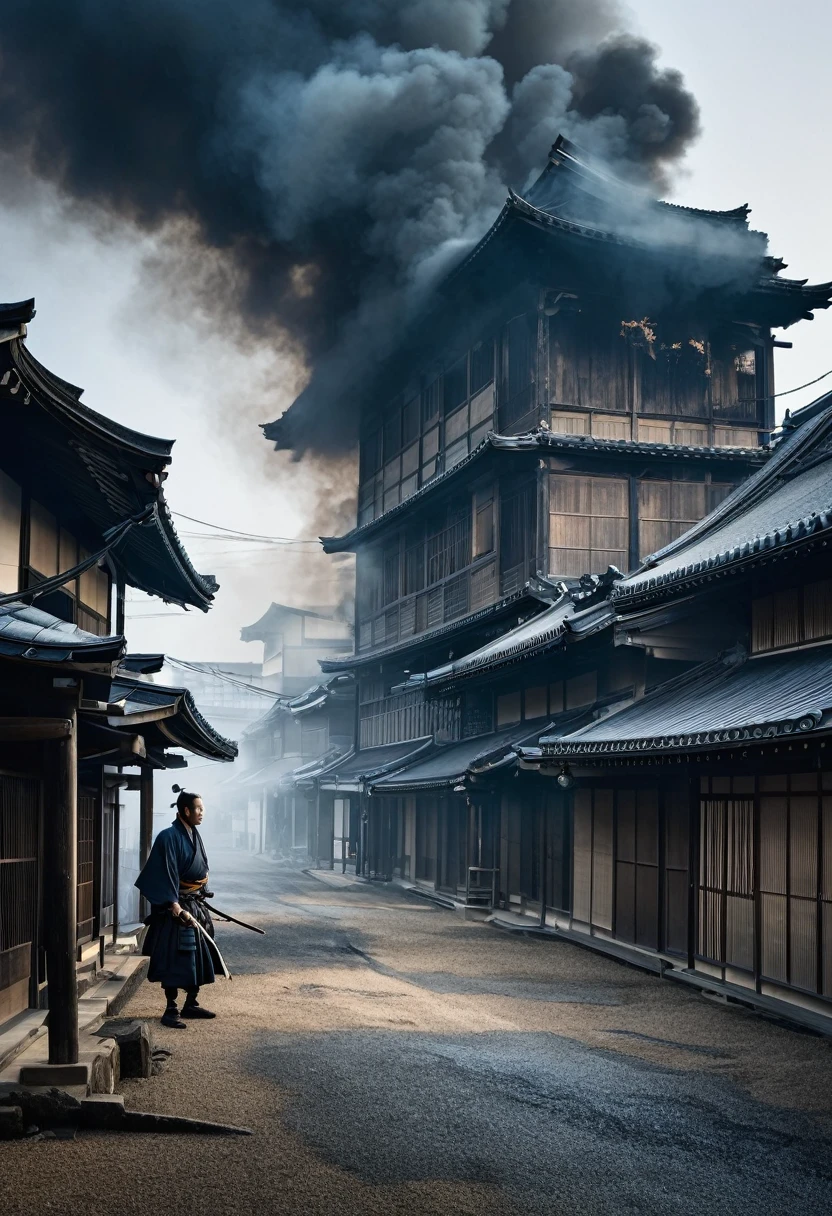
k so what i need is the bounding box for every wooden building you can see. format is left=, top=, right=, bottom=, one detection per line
left=0, top=298, right=236, bottom=1064
left=230, top=674, right=354, bottom=859
left=518, top=387, right=832, bottom=1030
left=240, top=602, right=352, bottom=695
left=288, top=139, right=829, bottom=907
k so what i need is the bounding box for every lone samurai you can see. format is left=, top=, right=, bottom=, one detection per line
left=135, top=790, right=222, bottom=1028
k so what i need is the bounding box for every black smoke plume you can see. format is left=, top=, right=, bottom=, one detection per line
left=0, top=2, right=701, bottom=454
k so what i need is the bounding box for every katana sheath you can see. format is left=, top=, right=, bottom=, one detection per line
left=203, top=903, right=266, bottom=935
left=179, top=910, right=232, bottom=979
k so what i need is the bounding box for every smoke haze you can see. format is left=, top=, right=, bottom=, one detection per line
left=0, top=1, right=702, bottom=457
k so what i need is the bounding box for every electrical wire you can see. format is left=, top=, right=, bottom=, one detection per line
left=164, top=655, right=291, bottom=700
left=171, top=510, right=321, bottom=544
left=763, top=367, right=832, bottom=400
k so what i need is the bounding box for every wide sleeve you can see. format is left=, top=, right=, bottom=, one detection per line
left=134, top=829, right=180, bottom=905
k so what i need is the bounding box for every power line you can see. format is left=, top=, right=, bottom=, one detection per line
left=163, top=656, right=291, bottom=701
left=125, top=612, right=188, bottom=619
left=763, top=367, right=832, bottom=401
left=171, top=510, right=321, bottom=544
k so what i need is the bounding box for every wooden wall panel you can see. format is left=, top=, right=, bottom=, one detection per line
left=0, top=470, right=21, bottom=595
left=805, top=580, right=832, bottom=643
left=572, top=790, right=592, bottom=923
left=664, top=800, right=689, bottom=956
left=638, top=480, right=708, bottom=560
left=550, top=474, right=629, bottom=578
left=549, top=316, right=630, bottom=414
left=591, top=791, right=614, bottom=931
left=637, top=348, right=709, bottom=418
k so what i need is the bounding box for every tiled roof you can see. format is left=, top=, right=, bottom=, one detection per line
left=0, top=602, right=124, bottom=663
left=444, top=137, right=832, bottom=331
left=369, top=723, right=551, bottom=793
left=5, top=334, right=218, bottom=610
left=239, top=756, right=302, bottom=788
left=535, top=645, right=832, bottom=758
left=317, top=737, right=434, bottom=789
left=108, top=674, right=238, bottom=760
left=404, top=572, right=619, bottom=691
left=0, top=298, right=36, bottom=335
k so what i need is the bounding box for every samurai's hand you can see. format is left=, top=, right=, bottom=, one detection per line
left=174, top=907, right=194, bottom=925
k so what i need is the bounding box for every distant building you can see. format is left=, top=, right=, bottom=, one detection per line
left=234, top=675, right=354, bottom=860
left=215, top=603, right=354, bottom=850
left=152, top=659, right=274, bottom=843
left=240, top=602, right=352, bottom=696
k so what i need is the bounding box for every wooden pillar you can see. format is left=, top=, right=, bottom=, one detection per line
left=92, top=770, right=104, bottom=941
left=358, top=791, right=369, bottom=877
left=539, top=790, right=548, bottom=929
left=44, top=710, right=79, bottom=1066
left=112, top=789, right=121, bottom=944
left=139, top=769, right=154, bottom=918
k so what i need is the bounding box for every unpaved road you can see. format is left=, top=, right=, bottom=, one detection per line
left=3, top=850, right=832, bottom=1215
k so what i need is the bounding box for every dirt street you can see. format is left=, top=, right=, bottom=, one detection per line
left=2, top=850, right=832, bottom=1215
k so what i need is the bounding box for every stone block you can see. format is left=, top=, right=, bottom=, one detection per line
left=85, top=1039, right=119, bottom=1094
left=0, top=1085, right=82, bottom=1127
left=95, top=1019, right=153, bottom=1079
left=19, top=1062, right=90, bottom=1088
left=80, top=1093, right=125, bottom=1130
left=0, top=1106, right=24, bottom=1140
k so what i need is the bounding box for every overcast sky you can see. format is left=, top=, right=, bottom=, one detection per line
left=1, top=0, right=829, bottom=665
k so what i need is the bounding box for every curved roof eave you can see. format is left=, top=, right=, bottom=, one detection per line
left=109, top=673, right=238, bottom=761
left=13, top=340, right=175, bottom=462
left=8, top=337, right=218, bottom=612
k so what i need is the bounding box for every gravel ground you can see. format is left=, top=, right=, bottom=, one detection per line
left=2, top=850, right=832, bottom=1215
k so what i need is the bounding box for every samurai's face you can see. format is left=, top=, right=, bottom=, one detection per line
left=181, top=797, right=205, bottom=827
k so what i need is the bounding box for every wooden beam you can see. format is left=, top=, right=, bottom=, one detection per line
left=0, top=717, right=73, bottom=741
left=139, top=770, right=154, bottom=919
left=43, top=708, right=79, bottom=1065
left=112, top=785, right=121, bottom=945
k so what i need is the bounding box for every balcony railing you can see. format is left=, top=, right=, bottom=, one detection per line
left=358, top=557, right=499, bottom=653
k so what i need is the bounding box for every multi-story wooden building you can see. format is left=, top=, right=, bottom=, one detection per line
left=517, top=387, right=832, bottom=1031
left=240, top=602, right=352, bottom=695
left=225, top=602, right=355, bottom=852
left=234, top=674, right=353, bottom=859
left=0, top=298, right=236, bottom=1067
left=290, top=139, right=829, bottom=901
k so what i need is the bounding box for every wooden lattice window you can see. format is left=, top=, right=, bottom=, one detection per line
left=697, top=796, right=754, bottom=970
left=752, top=580, right=832, bottom=654
left=77, top=790, right=96, bottom=945
left=473, top=488, right=495, bottom=557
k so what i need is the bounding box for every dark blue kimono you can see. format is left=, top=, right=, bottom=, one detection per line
left=135, top=818, right=221, bottom=990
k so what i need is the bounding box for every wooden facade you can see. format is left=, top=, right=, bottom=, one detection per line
left=230, top=672, right=354, bottom=865
left=290, top=140, right=832, bottom=1031
left=0, top=298, right=236, bottom=1062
